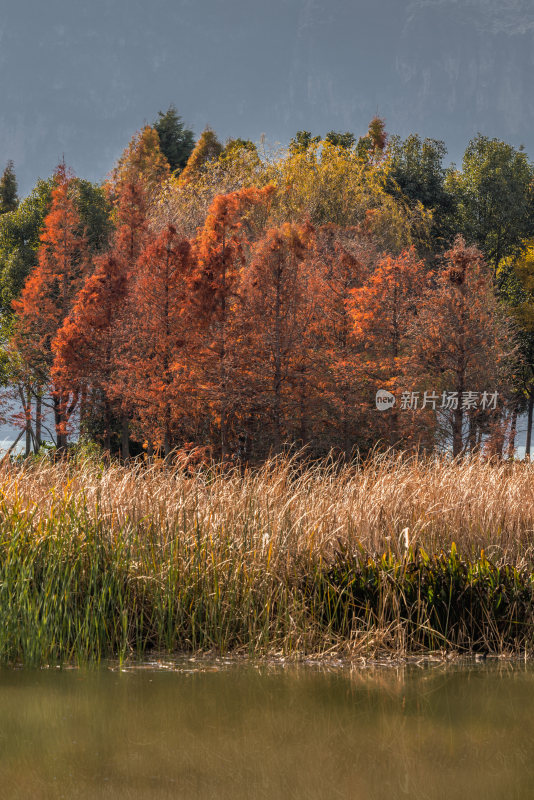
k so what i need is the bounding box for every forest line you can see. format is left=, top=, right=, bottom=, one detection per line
left=1, top=109, right=533, bottom=461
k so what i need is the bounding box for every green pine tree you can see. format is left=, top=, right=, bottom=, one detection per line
left=0, top=160, right=18, bottom=214
left=154, top=105, right=195, bottom=173
left=325, top=131, right=356, bottom=149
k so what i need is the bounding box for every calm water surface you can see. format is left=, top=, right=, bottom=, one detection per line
left=0, top=659, right=532, bottom=799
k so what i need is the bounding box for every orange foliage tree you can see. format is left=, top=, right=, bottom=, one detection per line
left=348, top=247, right=430, bottom=449
left=407, top=236, right=512, bottom=456
left=122, top=224, right=194, bottom=457
left=240, top=222, right=317, bottom=454
left=53, top=181, right=148, bottom=456
left=191, top=185, right=274, bottom=458
left=109, top=126, right=170, bottom=202
left=309, top=225, right=372, bottom=455
left=13, top=163, right=89, bottom=449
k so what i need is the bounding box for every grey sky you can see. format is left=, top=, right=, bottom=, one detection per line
left=1, top=0, right=533, bottom=195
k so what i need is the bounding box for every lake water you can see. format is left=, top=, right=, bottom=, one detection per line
left=0, top=659, right=532, bottom=799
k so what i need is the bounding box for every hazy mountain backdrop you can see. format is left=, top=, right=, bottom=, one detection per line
left=1, top=0, right=533, bottom=193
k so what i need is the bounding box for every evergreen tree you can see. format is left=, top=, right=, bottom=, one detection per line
left=325, top=131, right=356, bottom=150
left=0, top=161, right=18, bottom=214
left=498, top=242, right=534, bottom=457
left=289, top=131, right=321, bottom=154
left=154, top=105, right=195, bottom=173
left=76, top=179, right=113, bottom=254
left=388, top=134, right=457, bottom=253
left=0, top=178, right=52, bottom=315
left=447, top=135, right=534, bottom=277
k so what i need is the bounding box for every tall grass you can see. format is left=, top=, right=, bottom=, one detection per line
left=0, top=452, right=534, bottom=665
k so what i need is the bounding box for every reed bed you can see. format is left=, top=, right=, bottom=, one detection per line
left=0, top=451, right=533, bottom=665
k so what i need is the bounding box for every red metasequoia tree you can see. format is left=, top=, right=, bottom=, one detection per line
left=52, top=251, right=128, bottom=453
left=122, top=224, right=194, bottom=457
left=13, top=163, right=89, bottom=449
left=191, top=184, right=275, bottom=459
left=53, top=180, right=148, bottom=457
left=348, top=247, right=430, bottom=449
left=407, top=236, right=512, bottom=456
left=240, top=222, right=318, bottom=453
left=309, top=224, right=370, bottom=455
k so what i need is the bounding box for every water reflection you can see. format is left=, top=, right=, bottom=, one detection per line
left=0, top=659, right=532, bottom=799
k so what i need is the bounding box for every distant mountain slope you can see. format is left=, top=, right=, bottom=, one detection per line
left=0, top=0, right=532, bottom=194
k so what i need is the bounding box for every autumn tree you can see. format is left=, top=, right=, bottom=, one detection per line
left=53, top=180, right=148, bottom=456
left=220, top=139, right=257, bottom=160
left=52, top=250, right=128, bottom=454
left=356, top=117, right=388, bottom=162
left=123, top=225, right=193, bottom=456
left=0, top=174, right=110, bottom=323
left=273, top=135, right=428, bottom=253
left=110, top=126, right=170, bottom=204
left=348, top=247, right=430, bottom=449
left=191, top=184, right=274, bottom=458
left=178, top=127, right=223, bottom=185
left=13, top=163, right=89, bottom=449
left=155, top=134, right=267, bottom=241
left=310, top=224, right=371, bottom=455
left=407, top=237, right=512, bottom=456
left=240, top=222, right=317, bottom=455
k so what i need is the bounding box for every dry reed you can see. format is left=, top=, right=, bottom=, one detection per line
left=0, top=451, right=533, bottom=664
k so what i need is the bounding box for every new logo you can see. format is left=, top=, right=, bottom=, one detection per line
left=375, top=389, right=395, bottom=410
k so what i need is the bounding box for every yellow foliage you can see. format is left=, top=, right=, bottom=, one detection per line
left=153, top=137, right=429, bottom=250
left=265, top=139, right=429, bottom=252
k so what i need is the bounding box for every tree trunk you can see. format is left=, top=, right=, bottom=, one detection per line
left=164, top=402, right=171, bottom=462
left=24, top=385, right=32, bottom=458
left=53, top=390, right=70, bottom=453
left=298, top=371, right=308, bottom=448
left=452, top=404, right=463, bottom=458
left=104, top=400, right=111, bottom=454
left=34, top=392, right=42, bottom=453
left=53, top=395, right=63, bottom=451
left=507, top=403, right=518, bottom=460
left=467, top=414, right=477, bottom=453
left=164, top=429, right=171, bottom=461
left=121, top=416, right=130, bottom=462
left=526, top=393, right=534, bottom=460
